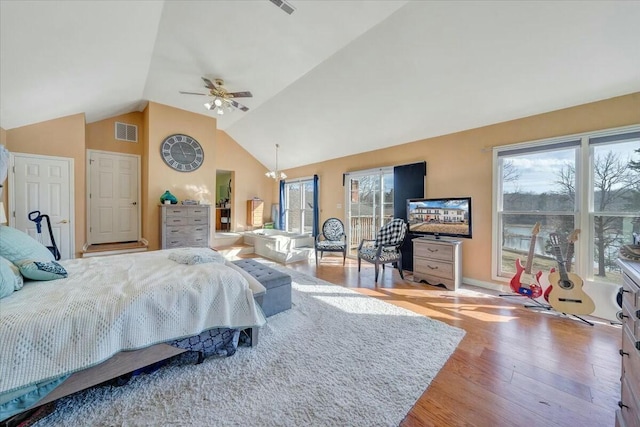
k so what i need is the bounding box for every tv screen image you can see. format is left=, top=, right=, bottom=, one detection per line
left=406, top=197, right=472, bottom=239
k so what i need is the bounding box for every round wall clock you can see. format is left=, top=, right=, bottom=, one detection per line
left=160, top=134, right=204, bottom=172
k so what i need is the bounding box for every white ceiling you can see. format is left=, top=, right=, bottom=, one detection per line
left=1, top=1, right=639, bottom=171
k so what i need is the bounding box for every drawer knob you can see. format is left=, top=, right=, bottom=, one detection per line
left=620, top=288, right=630, bottom=294
left=636, top=309, right=640, bottom=319
left=427, top=265, right=439, bottom=270
left=618, top=401, right=629, bottom=409
left=428, top=248, right=438, bottom=253
left=619, top=348, right=629, bottom=357
left=619, top=313, right=629, bottom=320
left=636, top=341, right=640, bottom=351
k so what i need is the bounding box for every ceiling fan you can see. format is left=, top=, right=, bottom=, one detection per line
left=180, top=77, right=252, bottom=114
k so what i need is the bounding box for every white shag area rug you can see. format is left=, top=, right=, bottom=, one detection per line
left=35, top=265, right=465, bottom=427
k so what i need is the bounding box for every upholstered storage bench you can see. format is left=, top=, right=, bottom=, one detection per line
left=232, top=259, right=292, bottom=317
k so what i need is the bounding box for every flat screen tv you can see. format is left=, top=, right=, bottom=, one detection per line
left=406, top=197, right=472, bottom=239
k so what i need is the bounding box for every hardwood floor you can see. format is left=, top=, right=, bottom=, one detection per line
left=283, top=255, right=621, bottom=427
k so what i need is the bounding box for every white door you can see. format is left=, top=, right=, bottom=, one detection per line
left=9, top=153, right=74, bottom=260
left=88, top=150, right=140, bottom=244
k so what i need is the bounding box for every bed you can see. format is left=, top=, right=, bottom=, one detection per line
left=0, top=244, right=266, bottom=422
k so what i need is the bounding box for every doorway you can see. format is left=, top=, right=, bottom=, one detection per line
left=215, top=170, right=233, bottom=232
left=344, top=168, right=394, bottom=257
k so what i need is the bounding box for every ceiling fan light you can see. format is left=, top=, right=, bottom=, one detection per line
left=216, top=107, right=224, bottom=115
left=214, top=98, right=223, bottom=107
left=204, top=101, right=214, bottom=110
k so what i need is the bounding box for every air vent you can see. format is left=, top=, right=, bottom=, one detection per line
left=269, top=0, right=295, bottom=15
left=115, top=122, right=138, bottom=143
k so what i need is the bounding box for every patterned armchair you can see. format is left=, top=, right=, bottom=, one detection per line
left=357, top=218, right=408, bottom=282
left=315, top=218, right=347, bottom=265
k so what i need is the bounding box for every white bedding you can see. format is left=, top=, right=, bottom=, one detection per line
left=0, top=249, right=266, bottom=395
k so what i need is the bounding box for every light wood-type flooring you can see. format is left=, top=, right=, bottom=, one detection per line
left=280, top=255, right=622, bottom=427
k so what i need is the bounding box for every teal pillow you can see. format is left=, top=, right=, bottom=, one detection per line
left=0, top=256, right=23, bottom=298
left=16, top=260, right=67, bottom=281
left=0, top=225, right=54, bottom=265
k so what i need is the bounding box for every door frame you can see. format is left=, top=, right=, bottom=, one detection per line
left=8, top=152, right=75, bottom=257
left=86, top=149, right=141, bottom=244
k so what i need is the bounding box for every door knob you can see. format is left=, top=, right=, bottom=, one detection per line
left=132, top=202, right=137, bottom=205
left=58, top=219, right=69, bottom=224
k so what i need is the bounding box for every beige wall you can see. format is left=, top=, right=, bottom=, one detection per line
left=215, top=130, right=274, bottom=230
left=144, top=102, right=218, bottom=249
left=280, top=92, right=640, bottom=286
left=4, top=114, right=86, bottom=257
left=86, top=111, right=144, bottom=155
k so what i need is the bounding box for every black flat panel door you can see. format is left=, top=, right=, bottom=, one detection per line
left=393, top=162, right=426, bottom=271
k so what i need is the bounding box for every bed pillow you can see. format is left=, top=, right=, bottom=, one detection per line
left=168, top=247, right=226, bottom=265
left=16, top=260, right=68, bottom=281
left=0, top=225, right=54, bottom=265
left=0, top=256, right=24, bottom=298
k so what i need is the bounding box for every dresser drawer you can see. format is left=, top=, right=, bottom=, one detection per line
left=414, top=242, right=454, bottom=262
left=622, top=298, right=640, bottom=341
left=620, top=375, right=640, bottom=427
left=413, top=271, right=455, bottom=290
left=165, top=207, right=188, bottom=216
left=414, top=258, right=454, bottom=280
left=188, top=216, right=208, bottom=226
left=623, top=272, right=640, bottom=309
left=189, top=207, right=209, bottom=217
left=622, top=325, right=640, bottom=383
left=165, top=217, right=188, bottom=226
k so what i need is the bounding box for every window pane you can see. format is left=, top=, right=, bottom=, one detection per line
left=592, top=140, right=640, bottom=213
left=501, top=148, right=576, bottom=212
left=500, top=214, right=574, bottom=277
left=591, top=215, right=637, bottom=284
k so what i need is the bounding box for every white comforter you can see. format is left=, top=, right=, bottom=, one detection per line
left=0, top=249, right=266, bottom=395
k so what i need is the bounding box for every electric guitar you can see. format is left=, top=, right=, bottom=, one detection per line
left=546, top=232, right=595, bottom=315
left=544, top=229, right=579, bottom=303
left=509, top=223, right=543, bottom=298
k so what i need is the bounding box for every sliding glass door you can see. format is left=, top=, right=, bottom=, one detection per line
left=345, top=168, right=394, bottom=257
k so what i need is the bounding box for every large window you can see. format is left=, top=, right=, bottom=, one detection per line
left=494, top=126, right=640, bottom=285
left=283, top=178, right=315, bottom=234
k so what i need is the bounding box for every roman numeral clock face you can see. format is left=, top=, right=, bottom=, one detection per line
left=161, top=134, right=204, bottom=172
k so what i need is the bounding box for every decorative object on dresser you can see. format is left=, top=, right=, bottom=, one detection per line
left=413, top=237, right=462, bottom=291
left=160, top=205, right=210, bottom=249
left=616, top=259, right=640, bottom=427
left=160, top=190, right=178, bottom=205
left=247, top=198, right=264, bottom=228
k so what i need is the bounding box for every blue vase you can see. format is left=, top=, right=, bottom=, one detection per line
left=160, top=190, right=177, bottom=204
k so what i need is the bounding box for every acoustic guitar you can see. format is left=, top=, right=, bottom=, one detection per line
left=546, top=232, right=595, bottom=315
left=509, top=223, right=543, bottom=298
left=544, top=229, right=579, bottom=303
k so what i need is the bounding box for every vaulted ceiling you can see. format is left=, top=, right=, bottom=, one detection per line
left=1, top=1, right=639, bottom=170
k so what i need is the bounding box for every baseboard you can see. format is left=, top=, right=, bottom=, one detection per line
left=462, top=277, right=507, bottom=292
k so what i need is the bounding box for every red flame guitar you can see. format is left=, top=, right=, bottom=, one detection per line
left=544, top=229, right=579, bottom=303
left=509, top=223, right=543, bottom=298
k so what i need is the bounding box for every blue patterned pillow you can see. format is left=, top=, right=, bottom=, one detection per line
left=16, top=260, right=68, bottom=281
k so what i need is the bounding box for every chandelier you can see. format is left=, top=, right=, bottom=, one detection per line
left=204, top=97, right=234, bottom=116
left=265, top=144, right=287, bottom=180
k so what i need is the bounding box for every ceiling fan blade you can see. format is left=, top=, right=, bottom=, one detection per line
left=201, top=77, right=217, bottom=89
left=227, top=91, right=253, bottom=98
left=179, top=91, right=207, bottom=96
left=229, top=99, right=250, bottom=112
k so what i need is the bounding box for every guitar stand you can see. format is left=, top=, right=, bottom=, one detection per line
left=498, top=293, right=551, bottom=310
left=562, top=313, right=594, bottom=326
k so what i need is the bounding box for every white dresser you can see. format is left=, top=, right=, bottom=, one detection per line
left=413, top=237, right=462, bottom=291
left=617, top=259, right=640, bottom=427
left=160, top=205, right=211, bottom=249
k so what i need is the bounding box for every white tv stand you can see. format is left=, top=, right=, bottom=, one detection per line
left=412, top=237, right=462, bottom=291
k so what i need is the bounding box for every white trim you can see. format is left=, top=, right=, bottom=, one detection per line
left=344, top=166, right=393, bottom=178
left=8, top=152, right=75, bottom=258
left=463, top=277, right=506, bottom=292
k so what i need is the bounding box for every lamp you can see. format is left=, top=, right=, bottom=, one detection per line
left=204, top=97, right=233, bottom=116
left=0, top=202, right=7, bottom=224
left=265, top=144, right=287, bottom=181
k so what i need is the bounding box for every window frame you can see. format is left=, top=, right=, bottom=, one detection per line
left=492, top=124, right=640, bottom=285
left=283, top=176, right=315, bottom=234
